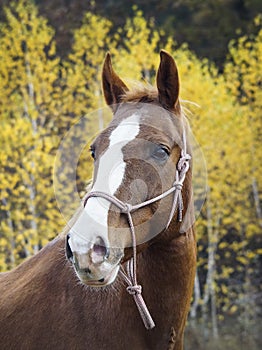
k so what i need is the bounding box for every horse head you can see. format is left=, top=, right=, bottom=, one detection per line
left=66, top=51, right=192, bottom=288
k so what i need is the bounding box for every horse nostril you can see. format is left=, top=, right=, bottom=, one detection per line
left=92, top=237, right=110, bottom=263
left=82, top=267, right=91, bottom=274
left=66, top=234, right=73, bottom=262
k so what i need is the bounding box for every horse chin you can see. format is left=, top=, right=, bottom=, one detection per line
left=77, top=264, right=120, bottom=288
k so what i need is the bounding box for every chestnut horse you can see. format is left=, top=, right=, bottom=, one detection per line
left=0, top=51, right=196, bottom=350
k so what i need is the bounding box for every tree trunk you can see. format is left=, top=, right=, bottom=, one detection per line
left=252, top=177, right=262, bottom=227
left=1, top=198, right=16, bottom=268
left=201, top=190, right=219, bottom=340
left=190, top=269, right=201, bottom=320
left=23, top=54, right=39, bottom=255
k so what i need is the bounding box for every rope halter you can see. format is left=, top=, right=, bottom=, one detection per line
left=83, top=128, right=191, bottom=330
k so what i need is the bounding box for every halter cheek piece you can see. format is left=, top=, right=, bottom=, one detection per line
left=84, top=129, right=191, bottom=330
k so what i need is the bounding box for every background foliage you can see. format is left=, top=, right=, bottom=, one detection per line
left=0, top=1, right=261, bottom=349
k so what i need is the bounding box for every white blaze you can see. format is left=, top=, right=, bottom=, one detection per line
left=69, top=114, right=140, bottom=252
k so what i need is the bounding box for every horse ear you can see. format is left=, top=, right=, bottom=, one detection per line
left=156, top=50, right=180, bottom=112
left=102, top=52, right=128, bottom=112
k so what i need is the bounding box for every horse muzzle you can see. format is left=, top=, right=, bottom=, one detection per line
left=66, top=234, right=123, bottom=286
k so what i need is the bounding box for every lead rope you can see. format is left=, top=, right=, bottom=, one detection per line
left=119, top=206, right=155, bottom=330
left=84, top=128, right=191, bottom=330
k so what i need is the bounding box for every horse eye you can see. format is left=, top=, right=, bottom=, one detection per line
left=90, top=147, right=96, bottom=160
left=152, top=145, right=170, bottom=161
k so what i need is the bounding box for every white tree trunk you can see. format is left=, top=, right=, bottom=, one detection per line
left=190, top=269, right=201, bottom=320
left=23, top=54, right=39, bottom=255
left=252, top=177, right=262, bottom=227
left=1, top=198, right=16, bottom=267
left=201, top=190, right=219, bottom=339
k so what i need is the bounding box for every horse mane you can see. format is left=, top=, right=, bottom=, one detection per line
left=121, top=83, right=189, bottom=117
left=121, top=83, right=159, bottom=104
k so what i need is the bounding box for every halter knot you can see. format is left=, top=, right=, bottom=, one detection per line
left=177, top=152, right=191, bottom=172
left=127, top=284, right=142, bottom=295
left=173, top=181, right=183, bottom=191
left=121, top=203, right=133, bottom=214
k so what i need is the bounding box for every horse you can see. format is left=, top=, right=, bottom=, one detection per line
left=0, top=50, right=196, bottom=350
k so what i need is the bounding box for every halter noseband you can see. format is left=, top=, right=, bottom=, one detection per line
left=83, top=129, right=191, bottom=330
